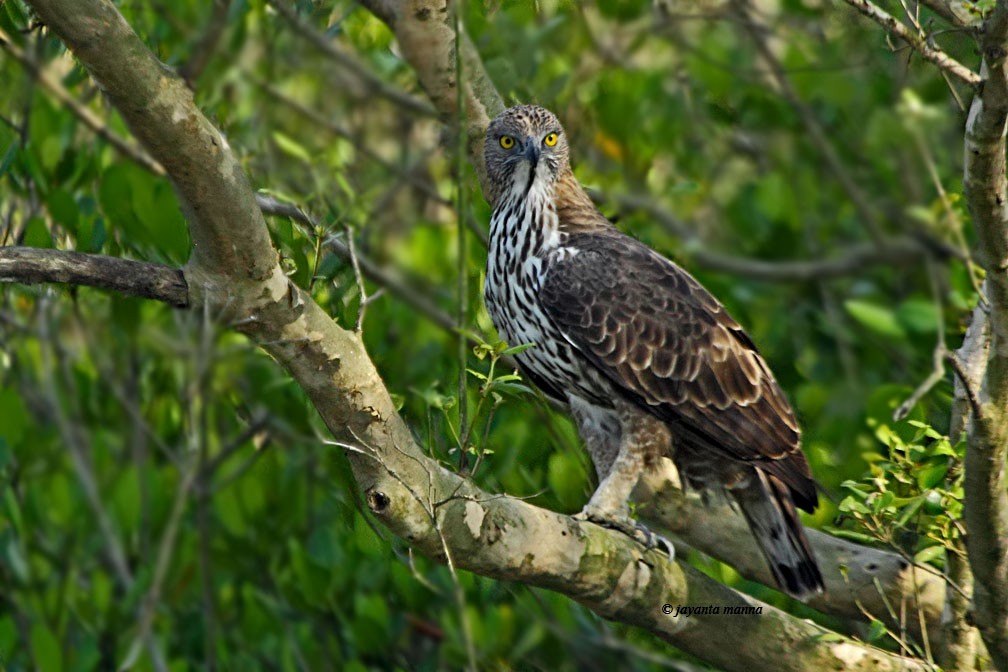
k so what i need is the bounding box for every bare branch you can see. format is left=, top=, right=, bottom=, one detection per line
left=0, top=246, right=188, bottom=307
left=840, top=0, right=981, bottom=86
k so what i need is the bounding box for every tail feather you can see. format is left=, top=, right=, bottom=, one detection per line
left=730, top=469, right=825, bottom=599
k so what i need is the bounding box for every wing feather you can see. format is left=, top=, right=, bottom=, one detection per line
left=540, top=232, right=816, bottom=510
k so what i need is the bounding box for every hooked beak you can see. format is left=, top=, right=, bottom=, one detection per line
left=521, top=138, right=540, bottom=166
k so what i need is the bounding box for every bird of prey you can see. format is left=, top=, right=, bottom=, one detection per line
left=482, top=104, right=824, bottom=598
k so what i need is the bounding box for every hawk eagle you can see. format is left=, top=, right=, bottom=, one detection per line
left=482, top=104, right=824, bottom=598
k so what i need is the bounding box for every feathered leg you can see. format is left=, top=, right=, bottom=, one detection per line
left=570, top=398, right=675, bottom=558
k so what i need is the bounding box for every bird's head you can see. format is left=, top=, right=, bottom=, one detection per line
left=484, top=104, right=570, bottom=206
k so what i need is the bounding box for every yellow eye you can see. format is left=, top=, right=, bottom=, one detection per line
left=543, top=132, right=558, bottom=147
left=500, top=135, right=515, bottom=149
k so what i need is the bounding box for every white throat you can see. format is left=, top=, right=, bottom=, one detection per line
left=491, top=166, right=562, bottom=257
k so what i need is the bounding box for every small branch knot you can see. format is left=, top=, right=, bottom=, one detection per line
left=367, top=489, right=391, bottom=513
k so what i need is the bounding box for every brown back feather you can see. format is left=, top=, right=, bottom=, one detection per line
left=539, top=209, right=816, bottom=510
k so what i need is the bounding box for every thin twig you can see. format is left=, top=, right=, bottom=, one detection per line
left=895, top=258, right=950, bottom=421
left=344, top=222, right=368, bottom=332
left=840, top=0, right=981, bottom=86
left=947, top=352, right=984, bottom=421
left=610, top=191, right=950, bottom=281
left=256, top=193, right=460, bottom=333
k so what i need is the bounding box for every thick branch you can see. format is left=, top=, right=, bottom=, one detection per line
left=0, top=247, right=188, bottom=308
left=962, top=3, right=1008, bottom=667
left=637, top=474, right=944, bottom=639
left=243, top=282, right=928, bottom=672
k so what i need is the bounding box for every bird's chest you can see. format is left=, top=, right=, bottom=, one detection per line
left=484, top=197, right=604, bottom=403
left=484, top=203, right=552, bottom=341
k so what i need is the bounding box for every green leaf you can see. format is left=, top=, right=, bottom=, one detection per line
left=2, top=535, right=29, bottom=583
left=829, top=529, right=878, bottom=544
left=272, top=131, right=313, bottom=164
left=22, top=217, right=52, bottom=248
left=916, top=461, right=949, bottom=489
left=895, top=495, right=927, bottom=528
left=838, top=497, right=870, bottom=514
left=500, top=342, right=536, bottom=357
left=914, top=545, right=945, bottom=564
left=46, top=189, right=79, bottom=236
left=844, top=299, right=906, bottom=339
left=30, top=623, right=63, bottom=672
left=489, top=381, right=534, bottom=396
left=0, top=388, right=28, bottom=445
left=3, top=487, right=23, bottom=536
left=896, top=300, right=940, bottom=334
left=866, top=619, right=888, bottom=642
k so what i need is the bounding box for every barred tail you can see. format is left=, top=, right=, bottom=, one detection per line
left=730, top=469, right=825, bottom=599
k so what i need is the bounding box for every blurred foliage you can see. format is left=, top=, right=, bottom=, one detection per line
left=0, top=0, right=984, bottom=668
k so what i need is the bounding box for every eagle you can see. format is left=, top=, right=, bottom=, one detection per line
left=481, top=104, right=824, bottom=598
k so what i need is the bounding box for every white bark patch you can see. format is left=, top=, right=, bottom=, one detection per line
left=600, top=558, right=651, bottom=612
left=463, top=500, right=486, bottom=539
left=830, top=642, right=867, bottom=667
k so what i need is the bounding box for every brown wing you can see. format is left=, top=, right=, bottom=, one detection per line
left=539, top=232, right=816, bottom=510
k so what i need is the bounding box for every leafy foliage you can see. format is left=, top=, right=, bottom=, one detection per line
left=0, top=0, right=982, bottom=668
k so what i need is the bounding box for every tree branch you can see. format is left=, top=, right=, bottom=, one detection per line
left=917, top=0, right=977, bottom=28
left=267, top=0, right=436, bottom=119
left=26, top=0, right=277, bottom=283
left=961, top=2, right=1008, bottom=666
left=609, top=191, right=952, bottom=281
left=0, top=246, right=188, bottom=307
left=358, top=0, right=504, bottom=198
left=637, top=473, right=944, bottom=639
left=839, top=0, right=981, bottom=87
